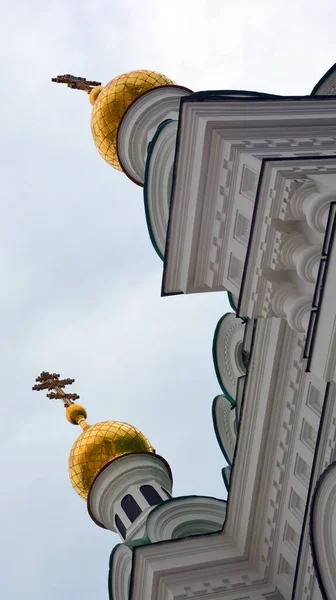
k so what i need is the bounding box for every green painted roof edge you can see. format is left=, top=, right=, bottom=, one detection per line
left=311, top=62, right=336, bottom=95
left=187, top=89, right=280, bottom=101
left=143, top=119, right=174, bottom=261
left=227, top=291, right=237, bottom=312
left=212, top=312, right=237, bottom=405
left=222, top=466, right=231, bottom=493
left=212, top=395, right=235, bottom=467
left=125, top=536, right=151, bottom=549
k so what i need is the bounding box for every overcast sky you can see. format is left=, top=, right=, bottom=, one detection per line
left=0, top=1, right=335, bottom=598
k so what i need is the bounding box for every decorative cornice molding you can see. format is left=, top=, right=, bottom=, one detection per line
left=212, top=395, right=237, bottom=466
left=212, top=313, right=245, bottom=403
left=163, top=96, right=336, bottom=298
left=145, top=496, right=227, bottom=543
left=144, top=120, right=178, bottom=259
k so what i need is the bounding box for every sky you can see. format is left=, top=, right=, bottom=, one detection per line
left=0, top=0, right=335, bottom=598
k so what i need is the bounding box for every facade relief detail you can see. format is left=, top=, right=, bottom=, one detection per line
left=271, top=284, right=312, bottom=333
left=288, top=182, right=334, bottom=233
left=239, top=173, right=336, bottom=335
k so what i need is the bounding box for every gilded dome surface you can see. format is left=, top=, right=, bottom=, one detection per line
left=90, top=70, right=175, bottom=171
left=69, top=420, right=154, bottom=500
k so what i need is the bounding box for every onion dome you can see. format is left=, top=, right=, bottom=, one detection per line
left=90, top=70, right=175, bottom=171
left=67, top=410, right=154, bottom=500
left=33, top=371, right=155, bottom=501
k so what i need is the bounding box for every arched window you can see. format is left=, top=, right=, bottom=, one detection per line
left=115, top=514, right=126, bottom=539
left=161, top=487, right=172, bottom=498
left=121, top=494, right=142, bottom=522
left=140, top=485, right=162, bottom=506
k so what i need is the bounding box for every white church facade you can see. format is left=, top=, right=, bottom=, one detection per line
left=48, top=63, right=336, bottom=600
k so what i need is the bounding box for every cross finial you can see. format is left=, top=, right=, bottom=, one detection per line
left=51, top=74, right=102, bottom=93
left=33, top=371, right=80, bottom=408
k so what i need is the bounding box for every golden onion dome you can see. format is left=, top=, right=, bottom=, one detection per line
left=33, top=371, right=155, bottom=501
left=90, top=70, right=175, bottom=171
left=68, top=415, right=155, bottom=500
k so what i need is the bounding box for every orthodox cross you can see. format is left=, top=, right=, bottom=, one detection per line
left=51, top=74, right=101, bottom=93
left=33, top=371, right=80, bottom=407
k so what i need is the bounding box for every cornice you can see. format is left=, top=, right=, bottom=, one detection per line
left=129, top=318, right=295, bottom=598
left=162, top=95, right=336, bottom=298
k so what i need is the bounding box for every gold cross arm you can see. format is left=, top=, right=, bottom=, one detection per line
left=33, top=371, right=80, bottom=408
left=51, top=74, right=101, bottom=93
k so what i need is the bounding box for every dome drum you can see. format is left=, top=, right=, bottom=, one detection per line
left=88, top=453, right=172, bottom=538
left=117, top=85, right=191, bottom=185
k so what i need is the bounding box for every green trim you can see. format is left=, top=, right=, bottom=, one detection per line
left=125, top=536, right=151, bottom=549
left=222, top=466, right=231, bottom=493
left=212, top=395, right=235, bottom=466
left=188, top=89, right=280, bottom=101
left=227, top=292, right=250, bottom=324
left=235, top=392, right=240, bottom=425
left=108, top=544, right=123, bottom=600
left=227, top=291, right=237, bottom=312
left=143, top=119, right=174, bottom=261
left=108, top=538, right=151, bottom=599
left=212, top=312, right=237, bottom=405
left=311, top=62, right=336, bottom=95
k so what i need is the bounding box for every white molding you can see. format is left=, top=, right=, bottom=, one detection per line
left=117, top=86, right=190, bottom=185
left=238, top=161, right=336, bottom=329
left=308, top=205, right=336, bottom=382
left=128, top=316, right=332, bottom=599
left=106, top=95, right=336, bottom=600
left=293, top=383, right=336, bottom=600
left=213, top=395, right=237, bottom=465
left=145, top=496, right=227, bottom=543
left=130, top=319, right=298, bottom=599
left=109, top=544, right=133, bottom=600
left=163, top=97, right=336, bottom=297
left=145, top=120, right=178, bottom=258
left=213, top=313, right=245, bottom=401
